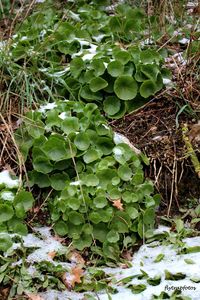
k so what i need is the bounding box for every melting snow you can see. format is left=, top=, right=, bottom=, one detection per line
left=59, top=112, right=68, bottom=120
left=7, top=225, right=200, bottom=299
left=179, top=38, right=190, bottom=44
left=0, top=170, right=19, bottom=189
left=39, top=234, right=200, bottom=300
left=38, top=102, right=57, bottom=113
left=70, top=180, right=82, bottom=186
left=0, top=190, right=15, bottom=201
left=113, top=132, right=141, bottom=155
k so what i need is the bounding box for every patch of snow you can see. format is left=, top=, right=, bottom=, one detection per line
left=59, top=112, right=68, bottom=120
left=93, top=34, right=106, bottom=42
left=102, top=124, right=109, bottom=130
left=179, top=38, right=190, bottom=45
left=71, top=39, right=98, bottom=61
left=163, top=78, right=172, bottom=85
left=0, top=170, right=19, bottom=189
left=38, top=102, right=57, bottom=113
left=0, top=190, right=15, bottom=201
left=22, top=228, right=66, bottom=263
left=113, top=147, right=123, bottom=156
left=113, top=132, right=141, bottom=155
left=82, top=53, right=97, bottom=61
left=0, top=41, right=7, bottom=50
left=70, top=181, right=82, bottom=186
left=21, top=36, right=28, bottom=41
left=141, top=38, right=154, bottom=46
left=153, top=225, right=171, bottom=234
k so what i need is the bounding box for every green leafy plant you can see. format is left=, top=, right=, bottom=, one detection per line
left=0, top=171, right=34, bottom=250
left=15, top=100, right=159, bottom=259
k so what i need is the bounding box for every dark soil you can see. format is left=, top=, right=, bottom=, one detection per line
left=110, top=95, right=200, bottom=215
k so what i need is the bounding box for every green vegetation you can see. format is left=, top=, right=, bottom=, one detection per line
left=0, top=0, right=199, bottom=298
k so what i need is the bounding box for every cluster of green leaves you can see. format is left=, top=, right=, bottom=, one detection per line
left=16, top=100, right=159, bottom=259
left=68, top=45, right=168, bottom=118
left=0, top=253, right=68, bottom=297
left=0, top=172, right=34, bottom=251
left=0, top=0, right=169, bottom=117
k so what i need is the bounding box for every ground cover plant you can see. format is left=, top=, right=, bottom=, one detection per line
left=14, top=99, right=159, bottom=258
left=0, top=0, right=200, bottom=299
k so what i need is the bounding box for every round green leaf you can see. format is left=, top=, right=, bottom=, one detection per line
left=109, top=16, right=122, bottom=32
left=68, top=224, right=82, bottom=239
left=0, top=234, right=12, bottom=251
left=111, top=101, right=126, bottom=119
left=69, top=211, right=84, bottom=225
left=107, top=60, right=124, bottom=77
left=28, top=171, right=51, bottom=188
left=80, top=85, right=102, bottom=101
left=103, top=96, right=121, bottom=116
left=106, top=230, right=119, bottom=243
left=97, top=169, right=117, bottom=189
left=127, top=207, right=139, bottom=219
left=74, top=132, right=90, bottom=151
left=89, top=212, right=102, bottom=224
left=95, top=137, right=114, bottom=155
left=70, top=57, right=84, bottom=78
left=50, top=173, right=68, bottom=191
left=118, top=165, right=132, bottom=181
left=14, top=191, right=34, bottom=212
left=73, top=234, right=92, bottom=250
left=33, top=156, right=53, bottom=174
left=42, top=136, right=68, bottom=161
left=67, top=197, right=81, bottom=210
left=84, top=174, right=99, bottom=187
left=83, top=148, right=101, bottom=164
left=143, top=208, right=155, bottom=225
left=61, top=117, right=79, bottom=134
left=114, top=75, right=138, bottom=100
left=109, top=188, right=121, bottom=200
left=141, top=64, right=159, bottom=81
left=93, top=196, right=108, bottom=208
left=0, top=204, right=14, bottom=222
left=90, top=59, right=106, bottom=76
left=139, top=80, right=157, bottom=98
left=54, top=221, right=68, bottom=236
left=93, top=223, right=108, bottom=242
left=113, top=50, right=131, bottom=65
left=89, top=77, right=108, bottom=92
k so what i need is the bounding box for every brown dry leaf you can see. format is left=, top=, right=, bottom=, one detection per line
left=62, top=266, right=84, bottom=289
left=32, top=206, right=40, bottom=213
left=68, top=251, right=85, bottom=265
left=48, top=251, right=56, bottom=259
left=112, top=199, right=123, bottom=211
left=52, top=234, right=66, bottom=243
left=27, top=294, right=44, bottom=300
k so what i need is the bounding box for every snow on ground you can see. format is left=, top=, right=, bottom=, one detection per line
left=0, top=170, right=20, bottom=188
left=6, top=226, right=200, bottom=299
left=16, top=226, right=197, bottom=300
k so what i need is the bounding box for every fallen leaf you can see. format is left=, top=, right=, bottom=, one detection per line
left=27, top=294, right=44, bottom=300
left=112, top=199, right=123, bottom=211
left=68, top=251, right=85, bottom=265
left=48, top=251, right=56, bottom=259
left=53, top=234, right=66, bottom=243
left=62, top=266, right=84, bottom=289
